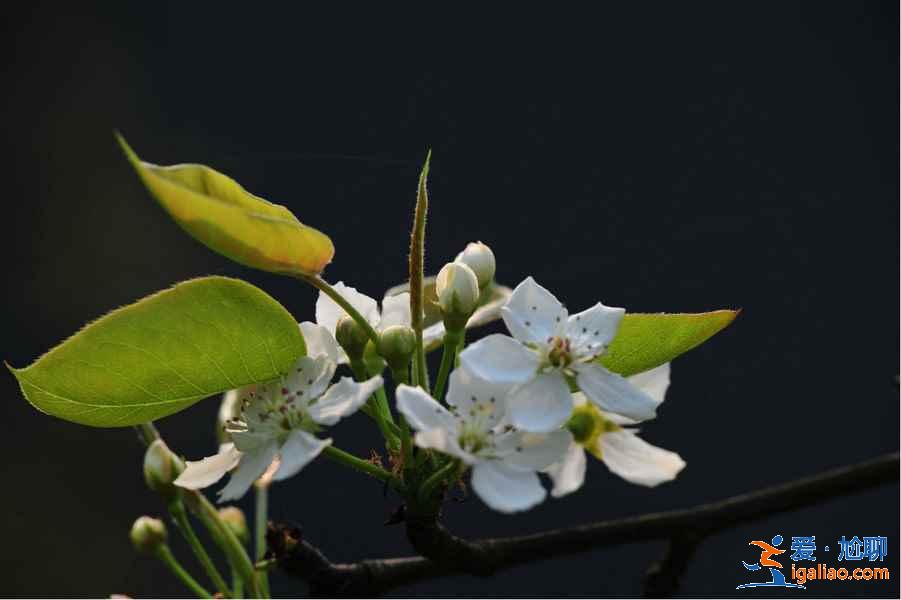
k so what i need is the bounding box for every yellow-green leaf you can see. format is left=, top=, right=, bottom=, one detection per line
left=9, top=277, right=306, bottom=427
left=116, top=133, right=334, bottom=276
left=599, top=310, right=739, bottom=376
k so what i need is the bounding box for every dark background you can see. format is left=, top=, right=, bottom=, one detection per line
left=2, top=1, right=898, bottom=597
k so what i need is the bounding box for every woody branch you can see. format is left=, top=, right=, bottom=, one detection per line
left=271, top=452, right=899, bottom=597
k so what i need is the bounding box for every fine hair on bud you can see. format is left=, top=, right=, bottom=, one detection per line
left=130, top=516, right=167, bottom=553
left=456, top=241, right=496, bottom=288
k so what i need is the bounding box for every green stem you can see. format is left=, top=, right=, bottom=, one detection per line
left=351, top=358, right=398, bottom=448
left=255, top=483, right=271, bottom=599
left=182, top=491, right=262, bottom=598
left=168, top=500, right=230, bottom=596
left=433, top=329, right=462, bottom=403
left=231, top=564, right=244, bottom=599
left=298, top=275, right=379, bottom=344
left=136, top=421, right=161, bottom=445
left=419, top=459, right=460, bottom=503
left=154, top=544, right=213, bottom=599
left=322, top=445, right=400, bottom=490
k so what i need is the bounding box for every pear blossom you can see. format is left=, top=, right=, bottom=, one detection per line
left=396, top=369, right=570, bottom=513
left=314, top=282, right=410, bottom=363
left=545, top=363, right=685, bottom=497
left=174, top=354, right=382, bottom=501
left=459, top=277, right=658, bottom=433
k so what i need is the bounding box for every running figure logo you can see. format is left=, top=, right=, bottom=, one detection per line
left=737, top=534, right=806, bottom=589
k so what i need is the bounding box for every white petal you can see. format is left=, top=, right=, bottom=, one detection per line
left=218, top=442, right=279, bottom=502
left=315, top=282, right=380, bottom=335
left=507, top=370, right=574, bottom=432
left=445, top=368, right=513, bottom=429
left=599, top=430, right=685, bottom=487
left=228, top=428, right=276, bottom=453
left=414, top=428, right=475, bottom=464
left=471, top=462, right=546, bottom=513
left=174, top=443, right=242, bottom=490
left=298, top=322, right=342, bottom=364
left=272, top=430, right=331, bottom=481
left=459, top=334, right=539, bottom=384
left=379, top=292, right=411, bottom=330
left=283, top=354, right=336, bottom=407
left=501, top=429, right=573, bottom=470
left=395, top=384, right=456, bottom=431
left=501, top=276, right=567, bottom=344
left=545, top=443, right=586, bottom=498
left=627, top=362, right=671, bottom=406
left=308, top=375, right=383, bottom=426
left=606, top=363, right=672, bottom=425
left=422, top=322, right=446, bottom=349
left=574, top=363, right=657, bottom=422
left=565, top=302, right=624, bottom=358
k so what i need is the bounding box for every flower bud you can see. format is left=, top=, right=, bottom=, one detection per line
left=143, top=440, right=185, bottom=498
left=455, top=241, right=496, bottom=288
left=436, top=262, right=480, bottom=330
left=378, top=325, right=416, bottom=374
left=335, top=315, right=369, bottom=362
left=218, top=506, right=250, bottom=545
left=130, top=516, right=167, bottom=554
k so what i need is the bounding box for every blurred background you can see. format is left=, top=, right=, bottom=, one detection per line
left=2, top=1, right=898, bottom=597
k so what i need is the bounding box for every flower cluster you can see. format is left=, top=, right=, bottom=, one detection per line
left=176, top=244, right=684, bottom=514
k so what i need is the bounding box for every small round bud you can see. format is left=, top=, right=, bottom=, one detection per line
left=218, top=506, right=250, bottom=545
left=143, top=440, right=185, bottom=498
left=455, top=241, right=496, bottom=288
left=378, top=325, right=416, bottom=373
left=436, top=262, right=480, bottom=330
left=363, top=339, right=386, bottom=375
left=130, top=516, right=167, bottom=553
left=335, top=315, right=369, bottom=362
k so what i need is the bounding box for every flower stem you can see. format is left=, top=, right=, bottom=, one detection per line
left=297, top=275, right=380, bottom=344
left=350, top=358, right=399, bottom=448
left=322, top=445, right=401, bottom=490
left=255, top=483, right=271, bottom=599
left=154, top=544, right=213, bottom=599
left=433, top=329, right=462, bottom=403
left=230, top=564, right=244, bottom=599
left=168, top=500, right=230, bottom=596
left=419, top=459, right=460, bottom=503
left=182, top=490, right=263, bottom=598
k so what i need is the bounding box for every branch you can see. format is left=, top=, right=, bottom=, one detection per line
left=273, top=452, right=898, bottom=596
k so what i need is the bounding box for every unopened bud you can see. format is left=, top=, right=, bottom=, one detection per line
left=378, top=325, right=416, bottom=373
left=335, top=315, right=369, bottom=361
left=455, top=241, right=496, bottom=288
left=218, top=506, right=250, bottom=545
left=436, top=262, right=480, bottom=330
left=143, top=440, right=185, bottom=498
left=130, top=516, right=167, bottom=553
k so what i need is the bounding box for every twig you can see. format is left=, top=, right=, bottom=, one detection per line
left=273, top=452, right=898, bottom=596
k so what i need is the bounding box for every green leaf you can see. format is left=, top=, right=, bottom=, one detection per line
left=116, top=133, right=334, bottom=276
left=599, top=310, right=739, bottom=377
left=9, top=277, right=306, bottom=427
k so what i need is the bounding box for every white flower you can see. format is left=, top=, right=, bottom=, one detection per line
left=544, top=363, right=685, bottom=497
left=314, top=282, right=411, bottom=363
left=174, top=354, right=382, bottom=501
left=396, top=369, right=570, bottom=513
left=459, top=276, right=658, bottom=432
